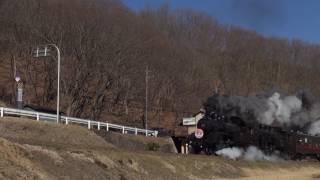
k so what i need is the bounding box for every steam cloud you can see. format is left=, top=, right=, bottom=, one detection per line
left=216, top=146, right=281, bottom=162
left=308, top=120, right=320, bottom=135
left=205, top=91, right=320, bottom=135
left=259, top=92, right=302, bottom=125
left=215, top=147, right=243, bottom=160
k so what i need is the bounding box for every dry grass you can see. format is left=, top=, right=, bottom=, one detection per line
left=1, top=117, right=320, bottom=180
left=0, top=137, right=50, bottom=180
left=0, top=117, right=114, bottom=150
left=95, top=130, right=177, bottom=153
left=0, top=101, right=6, bottom=107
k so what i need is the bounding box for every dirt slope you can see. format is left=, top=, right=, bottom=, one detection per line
left=1, top=117, right=320, bottom=180
left=95, top=130, right=177, bottom=153
left=0, top=117, right=114, bottom=150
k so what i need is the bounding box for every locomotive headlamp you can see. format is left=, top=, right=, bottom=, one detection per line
left=195, top=128, right=204, bottom=139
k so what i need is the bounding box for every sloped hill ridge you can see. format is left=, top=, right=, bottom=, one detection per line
left=1, top=118, right=320, bottom=180
left=0, top=117, right=114, bottom=150
left=95, top=130, right=177, bottom=153
left=0, top=137, right=48, bottom=179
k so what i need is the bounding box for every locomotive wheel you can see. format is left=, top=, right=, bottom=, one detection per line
left=189, top=145, right=202, bottom=154
left=291, top=153, right=304, bottom=161
left=204, top=147, right=215, bottom=155
left=215, top=143, right=230, bottom=151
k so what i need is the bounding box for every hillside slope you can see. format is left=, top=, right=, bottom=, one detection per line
left=1, top=118, right=320, bottom=180
left=2, top=0, right=320, bottom=129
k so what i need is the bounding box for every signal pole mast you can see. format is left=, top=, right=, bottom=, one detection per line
left=33, top=44, right=61, bottom=123
left=145, top=66, right=149, bottom=135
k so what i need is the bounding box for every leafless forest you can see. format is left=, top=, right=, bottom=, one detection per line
left=1, top=0, right=320, bottom=128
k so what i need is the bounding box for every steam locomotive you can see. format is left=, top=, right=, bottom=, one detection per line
left=187, top=111, right=320, bottom=160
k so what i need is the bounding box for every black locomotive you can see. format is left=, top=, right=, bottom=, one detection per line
left=187, top=110, right=320, bottom=160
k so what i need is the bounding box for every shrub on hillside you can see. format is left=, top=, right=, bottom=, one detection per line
left=146, top=142, right=160, bottom=151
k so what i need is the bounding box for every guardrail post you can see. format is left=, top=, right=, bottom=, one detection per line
left=122, top=126, right=125, bottom=134
left=154, top=131, right=158, bottom=137
left=106, top=123, right=109, bottom=131
left=145, top=130, right=148, bottom=136
left=65, top=117, right=68, bottom=125
left=0, top=107, right=3, bottom=117
left=135, top=128, right=138, bottom=135
left=36, top=113, right=39, bottom=121
left=88, top=121, right=91, bottom=129
left=98, top=122, right=100, bottom=130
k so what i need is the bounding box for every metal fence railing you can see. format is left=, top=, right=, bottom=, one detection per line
left=0, top=107, right=158, bottom=137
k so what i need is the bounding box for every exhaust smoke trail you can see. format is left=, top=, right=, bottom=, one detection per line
left=216, top=146, right=282, bottom=162
left=205, top=91, right=320, bottom=135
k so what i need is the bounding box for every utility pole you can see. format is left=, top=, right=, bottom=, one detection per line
left=145, top=66, right=149, bottom=134
left=13, top=57, right=16, bottom=78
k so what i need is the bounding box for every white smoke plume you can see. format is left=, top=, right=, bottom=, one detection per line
left=215, top=147, right=243, bottom=160
left=206, top=91, right=320, bottom=135
left=308, top=121, right=320, bottom=135
left=244, top=146, right=280, bottom=162
left=260, top=93, right=320, bottom=135
left=259, top=92, right=302, bottom=126
left=215, top=146, right=282, bottom=162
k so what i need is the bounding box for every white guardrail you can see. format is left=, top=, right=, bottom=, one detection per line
left=0, top=107, right=158, bottom=137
